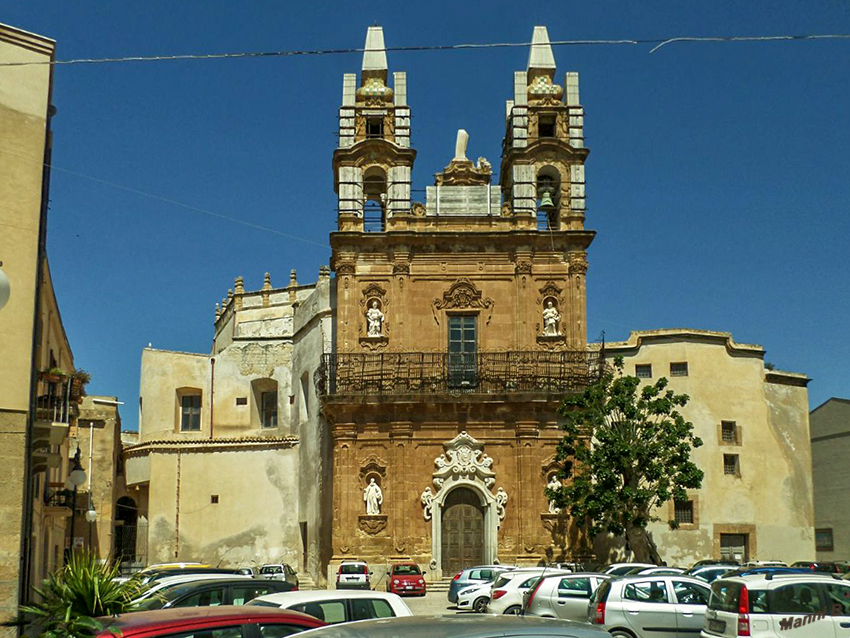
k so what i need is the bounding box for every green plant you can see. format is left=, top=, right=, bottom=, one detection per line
left=72, top=369, right=92, bottom=385
left=548, top=356, right=704, bottom=563
left=18, top=551, right=145, bottom=638
left=42, top=367, right=68, bottom=379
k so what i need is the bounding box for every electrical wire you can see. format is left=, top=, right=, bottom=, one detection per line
left=0, top=33, right=848, bottom=67
left=0, top=148, right=328, bottom=249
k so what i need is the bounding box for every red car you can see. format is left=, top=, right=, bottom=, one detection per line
left=386, top=562, right=426, bottom=596
left=97, top=604, right=326, bottom=638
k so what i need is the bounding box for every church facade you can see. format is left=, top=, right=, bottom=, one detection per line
left=318, top=26, right=598, bottom=580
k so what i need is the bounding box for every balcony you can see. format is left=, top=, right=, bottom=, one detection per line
left=43, top=489, right=74, bottom=517
left=316, top=350, right=602, bottom=400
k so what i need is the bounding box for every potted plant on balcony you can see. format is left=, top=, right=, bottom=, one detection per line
left=40, top=367, right=68, bottom=384
left=70, top=369, right=92, bottom=401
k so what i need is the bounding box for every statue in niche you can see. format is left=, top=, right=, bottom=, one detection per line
left=364, top=478, right=383, bottom=515
left=547, top=475, right=562, bottom=514
left=366, top=300, right=385, bottom=337
left=542, top=300, right=561, bottom=336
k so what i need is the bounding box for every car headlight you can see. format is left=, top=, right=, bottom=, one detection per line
left=393, top=579, right=399, bottom=585
left=418, top=579, right=425, bottom=585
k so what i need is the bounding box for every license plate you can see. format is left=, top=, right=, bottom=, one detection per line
left=405, top=585, right=413, bottom=589
left=708, top=619, right=726, bottom=633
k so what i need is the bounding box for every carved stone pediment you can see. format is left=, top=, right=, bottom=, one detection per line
left=435, top=158, right=492, bottom=186
left=432, top=278, right=494, bottom=325
left=433, top=431, right=496, bottom=490
left=358, top=454, right=388, bottom=483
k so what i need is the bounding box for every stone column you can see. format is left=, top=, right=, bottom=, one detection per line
left=389, top=422, right=413, bottom=558
left=568, top=252, right=588, bottom=347
left=516, top=421, right=540, bottom=563
left=331, top=424, right=357, bottom=561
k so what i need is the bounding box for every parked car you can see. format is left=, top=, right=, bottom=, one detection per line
left=456, top=580, right=494, bottom=613
left=602, top=562, right=656, bottom=576
left=790, top=560, right=844, bottom=573
left=133, top=578, right=296, bottom=611
left=685, top=565, right=738, bottom=584
left=692, top=560, right=740, bottom=568
left=623, top=567, right=685, bottom=577
left=248, top=590, right=412, bottom=624
left=96, top=605, right=325, bottom=638
left=701, top=572, right=850, bottom=637
left=289, top=614, right=610, bottom=638
left=387, top=562, right=426, bottom=596
left=524, top=572, right=612, bottom=621
left=744, top=561, right=787, bottom=568
left=334, top=560, right=371, bottom=590
left=447, top=565, right=511, bottom=604
left=722, top=566, right=810, bottom=579
left=487, top=568, right=571, bottom=615
left=138, top=566, right=241, bottom=585
left=588, top=574, right=711, bottom=637
left=132, top=573, right=254, bottom=605
left=260, top=563, right=300, bottom=589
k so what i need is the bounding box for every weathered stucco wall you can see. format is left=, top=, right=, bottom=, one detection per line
left=810, top=398, right=850, bottom=560
left=602, top=330, right=813, bottom=565
left=145, top=446, right=301, bottom=568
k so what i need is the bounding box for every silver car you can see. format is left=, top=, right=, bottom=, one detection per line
left=525, top=573, right=612, bottom=621
left=296, top=613, right=609, bottom=637
left=587, top=574, right=711, bottom=637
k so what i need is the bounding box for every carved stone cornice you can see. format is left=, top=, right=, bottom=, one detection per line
left=335, top=261, right=356, bottom=276
left=392, top=262, right=410, bottom=275
left=568, top=252, right=588, bottom=275
left=432, top=278, right=494, bottom=325
left=434, top=158, right=492, bottom=186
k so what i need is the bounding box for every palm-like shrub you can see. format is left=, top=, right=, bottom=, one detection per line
left=20, top=551, right=146, bottom=638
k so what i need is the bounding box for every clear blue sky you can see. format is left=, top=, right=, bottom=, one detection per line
left=5, top=1, right=849, bottom=430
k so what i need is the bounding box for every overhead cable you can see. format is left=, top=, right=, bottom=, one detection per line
left=0, top=33, right=848, bottom=67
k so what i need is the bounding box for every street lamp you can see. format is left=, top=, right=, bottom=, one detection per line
left=67, top=448, right=86, bottom=554
left=85, top=508, right=97, bottom=523
left=0, top=260, right=10, bottom=312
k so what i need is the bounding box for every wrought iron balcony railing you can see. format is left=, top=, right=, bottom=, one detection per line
left=316, top=350, right=602, bottom=399
left=35, top=391, right=72, bottom=424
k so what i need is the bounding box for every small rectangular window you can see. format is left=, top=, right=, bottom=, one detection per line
left=635, top=364, right=652, bottom=379
left=261, top=391, right=278, bottom=428
left=180, top=395, right=201, bottom=431
left=211, top=495, right=219, bottom=504
left=721, top=421, right=737, bottom=444
left=674, top=500, right=694, bottom=525
left=723, top=454, right=739, bottom=476
left=815, top=528, right=834, bottom=551
left=236, top=397, right=247, bottom=406
left=538, top=114, right=556, bottom=138
left=670, top=362, right=689, bottom=377
left=366, top=117, right=384, bottom=138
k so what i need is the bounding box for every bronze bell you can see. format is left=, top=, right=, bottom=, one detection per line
left=539, top=190, right=556, bottom=211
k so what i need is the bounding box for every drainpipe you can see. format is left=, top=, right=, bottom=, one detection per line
left=209, top=358, right=215, bottom=439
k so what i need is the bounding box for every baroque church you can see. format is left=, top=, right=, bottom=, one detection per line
left=127, top=26, right=815, bottom=585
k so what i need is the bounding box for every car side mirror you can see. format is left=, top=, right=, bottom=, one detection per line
left=369, top=571, right=374, bottom=575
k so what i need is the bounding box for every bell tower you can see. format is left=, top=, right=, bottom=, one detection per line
left=500, top=26, right=588, bottom=231
left=333, top=26, right=416, bottom=232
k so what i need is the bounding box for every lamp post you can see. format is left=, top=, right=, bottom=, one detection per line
left=66, top=448, right=86, bottom=555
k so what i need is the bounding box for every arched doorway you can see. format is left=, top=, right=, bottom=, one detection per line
left=114, top=497, right=137, bottom=563
left=441, top=487, right=484, bottom=575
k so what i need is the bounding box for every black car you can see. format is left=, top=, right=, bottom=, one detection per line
left=791, top=560, right=845, bottom=573
left=140, top=567, right=241, bottom=585
left=134, top=578, right=296, bottom=611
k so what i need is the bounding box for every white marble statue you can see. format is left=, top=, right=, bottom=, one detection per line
left=454, top=129, right=469, bottom=161
left=366, top=301, right=384, bottom=337
left=364, top=478, right=383, bottom=515
left=543, top=301, right=561, bottom=336
left=495, top=487, right=508, bottom=523
left=547, top=475, right=562, bottom=514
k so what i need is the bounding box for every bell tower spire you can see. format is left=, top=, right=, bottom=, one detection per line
left=500, top=26, right=587, bottom=231
left=333, top=26, right=415, bottom=232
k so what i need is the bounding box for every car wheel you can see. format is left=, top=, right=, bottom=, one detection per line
left=609, top=630, right=636, bottom=638
left=503, top=605, right=522, bottom=615
left=472, top=597, right=489, bottom=613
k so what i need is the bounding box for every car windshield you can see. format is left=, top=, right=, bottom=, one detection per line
left=493, top=575, right=511, bottom=588
left=392, top=565, right=421, bottom=575
left=340, top=564, right=365, bottom=575
left=260, top=566, right=282, bottom=574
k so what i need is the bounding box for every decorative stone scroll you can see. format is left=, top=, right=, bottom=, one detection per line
left=420, top=487, right=435, bottom=521
left=431, top=278, right=494, bottom=326
left=433, top=431, right=496, bottom=490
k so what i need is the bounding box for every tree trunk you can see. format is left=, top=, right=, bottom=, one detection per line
left=625, top=525, right=662, bottom=564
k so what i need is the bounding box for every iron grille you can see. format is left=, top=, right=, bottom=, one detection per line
left=316, top=350, right=602, bottom=399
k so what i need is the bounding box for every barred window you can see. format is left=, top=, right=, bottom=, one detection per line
left=723, top=454, right=739, bottom=476
left=815, top=528, right=834, bottom=551
left=670, top=362, right=689, bottom=377
left=721, top=421, right=737, bottom=443
left=635, top=364, right=652, bottom=379
left=674, top=500, right=694, bottom=525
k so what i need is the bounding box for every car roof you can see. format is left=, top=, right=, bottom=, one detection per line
left=539, top=571, right=610, bottom=580
left=162, top=578, right=287, bottom=591
left=253, top=590, right=405, bottom=604
left=390, top=562, right=419, bottom=567
left=99, top=605, right=322, bottom=636
left=294, top=614, right=603, bottom=638
left=613, top=574, right=708, bottom=585
left=716, top=573, right=845, bottom=585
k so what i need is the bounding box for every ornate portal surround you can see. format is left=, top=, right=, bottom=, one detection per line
left=420, top=431, right=507, bottom=576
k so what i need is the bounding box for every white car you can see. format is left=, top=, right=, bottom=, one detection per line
left=487, top=569, right=571, bottom=615
left=456, top=581, right=493, bottom=613
left=524, top=572, right=612, bottom=622
left=603, top=562, right=657, bottom=576
left=701, top=572, right=850, bottom=638
left=131, top=573, right=252, bottom=605
left=248, top=590, right=412, bottom=624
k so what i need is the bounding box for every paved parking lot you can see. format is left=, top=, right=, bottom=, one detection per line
left=403, top=591, right=466, bottom=616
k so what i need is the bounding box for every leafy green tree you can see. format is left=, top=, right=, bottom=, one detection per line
left=17, top=551, right=145, bottom=638
left=547, top=357, right=704, bottom=563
